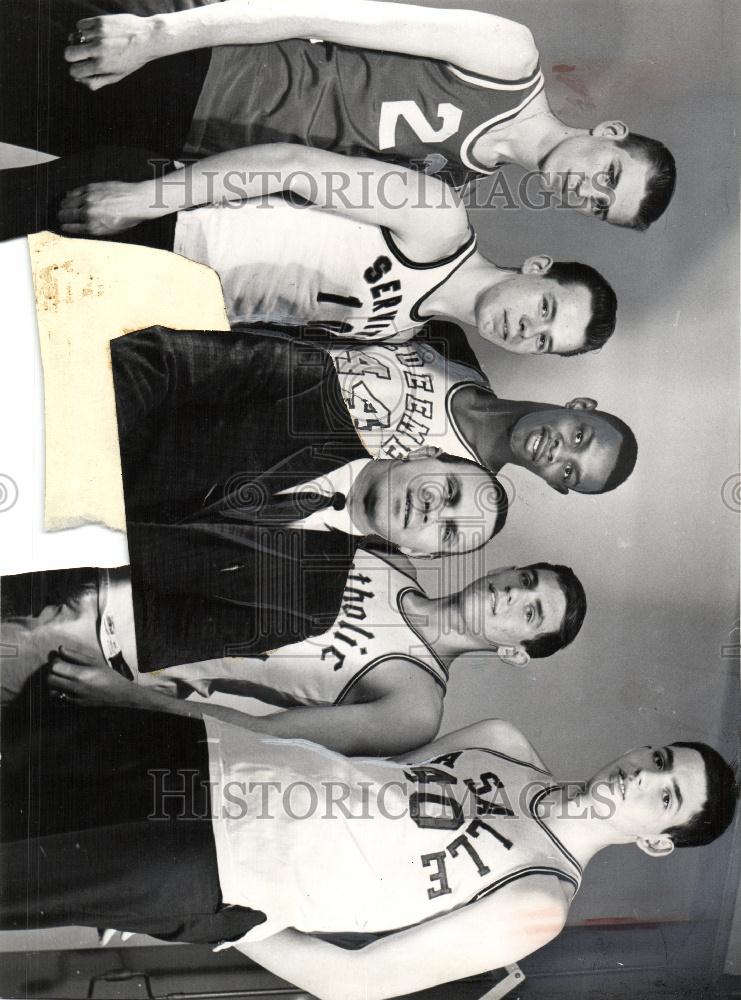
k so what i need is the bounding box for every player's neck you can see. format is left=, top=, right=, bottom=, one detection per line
left=473, top=110, right=584, bottom=173
left=536, top=784, right=626, bottom=865
left=402, top=591, right=469, bottom=664
left=416, top=592, right=514, bottom=662
left=423, top=252, right=507, bottom=323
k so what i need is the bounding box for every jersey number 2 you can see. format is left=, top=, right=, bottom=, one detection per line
left=379, top=101, right=463, bottom=150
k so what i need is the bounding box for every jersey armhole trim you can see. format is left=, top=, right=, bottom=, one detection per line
left=459, top=72, right=546, bottom=174
left=445, top=60, right=542, bottom=90
left=469, top=865, right=580, bottom=905
left=529, top=785, right=585, bottom=879
left=466, top=746, right=551, bottom=776
left=380, top=226, right=476, bottom=272
left=409, top=235, right=479, bottom=322
left=444, top=380, right=496, bottom=464
left=334, top=652, right=446, bottom=705
left=397, top=586, right=450, bottom=681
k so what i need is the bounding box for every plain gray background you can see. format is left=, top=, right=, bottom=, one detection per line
left=405, top=0, right=740, bottom=930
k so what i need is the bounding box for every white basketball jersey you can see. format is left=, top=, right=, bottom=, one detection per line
left=205, top=722, right=582, bottom=941
left=172, top=196, right=476, bottom=339
left=330, top=341, right=488, bottom=460
left=141, top=550, right=447, bottom=706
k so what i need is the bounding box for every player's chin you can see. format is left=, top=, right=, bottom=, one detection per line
left=372, top=512, right=395, bottom=547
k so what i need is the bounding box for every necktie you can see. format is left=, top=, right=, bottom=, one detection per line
left=253, top=489, right=346, bottom=525
left=190, top=487, right=346, bottom=525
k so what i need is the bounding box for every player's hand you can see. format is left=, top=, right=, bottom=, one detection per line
left=48, top=646, right=137, bottom=707
left=64, top=15, right=155, bottom=90
left=58, top=182, right=152, bottom=236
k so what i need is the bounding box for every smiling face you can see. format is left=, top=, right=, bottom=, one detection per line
left=476, top=271, right=592, bottom=355
left=508, top=409, right=623, bottom=494
left=587, top=746, right=708, bottom=843
left=359, top=456, right=502, bottom=556
left=459, top=565, right=567, bottom=649
left=541, top=130, right=649, bottom=225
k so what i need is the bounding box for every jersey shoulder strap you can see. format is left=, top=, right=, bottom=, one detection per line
left=413, top=320, right=488, bottom=381
left=443, top=379, right=492, bottom=464
left=333, top=554, right=447, bottom=704
left=448, top=61, right=546, bottom=175
left=445, top=60, right=544, bottom=92
left=468, top=777, right=583, bottom=906
left=380, top=226, right=477, bottom=272
left=526, top=784, right=584, bottom=888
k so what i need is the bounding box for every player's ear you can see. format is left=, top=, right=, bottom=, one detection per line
left=495, top=644, right=530, bottom=667
left=521, top=254, right=553, bottom=276
left=592, top=121, right=629, bottom=140
left=406, top=446, right=442, bottom=462
left=636, top=835, right=675, bottom=858
left=565, top=397, right=598, bottom=411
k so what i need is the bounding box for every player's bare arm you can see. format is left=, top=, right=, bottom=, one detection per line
left=48, top=653, right=443, bottom=756
left=57, top=142, right=470, bottom=260
left=205, top=683, right=442, bottom=756
left=65, top=1, right=538, bottom=90
left=237, top=875, right=567, bottom=1000
left=394, top=716, right=548, bottom=771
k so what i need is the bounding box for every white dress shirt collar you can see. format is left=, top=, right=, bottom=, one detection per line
left=279, top=458, right=371, bottom=534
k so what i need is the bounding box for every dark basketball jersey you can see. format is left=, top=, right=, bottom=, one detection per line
left=186, top=40, right=545, bottom=187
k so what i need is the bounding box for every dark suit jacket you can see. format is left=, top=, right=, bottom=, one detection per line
left=111, top=327, right=370, bottom=670
left=236, top=318, right=490, bottom=384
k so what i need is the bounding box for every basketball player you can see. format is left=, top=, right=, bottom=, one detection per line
left=61, top=0, right=677, bottom=227
left=31, top=551, right=586, bottom=755
left=330, top=337, right=637, bottom=492
left=2, top=694, right=735, bottom=995
left=53, top=141, right=617, bottom=349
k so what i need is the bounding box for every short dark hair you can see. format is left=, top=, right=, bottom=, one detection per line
left=547, top=262, right=618, bottom=356
left=520, top=562, right=586, bottom=659
left=663, top=742, right=738, bottom=848
left=431, top=453, right=508, bottom=554
left=592, top=410, right=638, bottom=493
left=614, top=133, right=677, bottom=231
